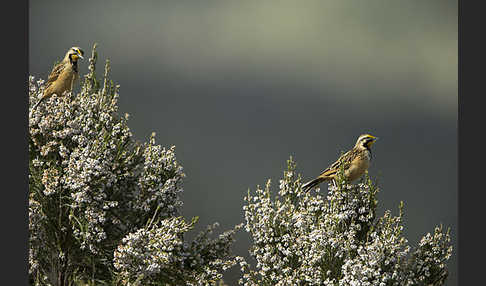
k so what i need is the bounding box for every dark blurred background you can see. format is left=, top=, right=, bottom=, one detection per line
left=30, top=1, right=457, bottom=284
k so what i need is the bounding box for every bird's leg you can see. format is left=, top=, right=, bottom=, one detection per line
left=331, top=180, right=337, bottom=189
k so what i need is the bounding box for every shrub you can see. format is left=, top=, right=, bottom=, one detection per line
left=239, top=158, right=452, bottom=286
left=28, top=44, right=240, bottom=286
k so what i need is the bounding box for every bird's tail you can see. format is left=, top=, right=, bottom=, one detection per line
left=301, top=177, right=325, bottom=191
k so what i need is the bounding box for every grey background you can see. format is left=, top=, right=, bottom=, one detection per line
left=30, top=1, right=457, bottom=284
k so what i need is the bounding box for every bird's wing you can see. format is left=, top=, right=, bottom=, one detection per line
left=318, top=149, right=355, bottom=177
left=45, top=63, right=64, bottom=87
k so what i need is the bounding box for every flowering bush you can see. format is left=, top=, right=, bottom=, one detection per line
left=28, top=44, right=452, bottom=286
left=239, top=158, right=452, bottom=286
left=113, top=218, right=241, bottom=285
left=28, top=44, right=240, bottom=286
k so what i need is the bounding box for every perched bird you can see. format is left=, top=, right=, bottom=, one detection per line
left=302, top=134, right=379, bottom=191
left=31, top=46, right=84, bottom=112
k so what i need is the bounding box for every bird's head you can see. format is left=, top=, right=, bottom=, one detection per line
left=355, top=134, right=379, bottom=150
left=65, top=46, right=84, bottom=63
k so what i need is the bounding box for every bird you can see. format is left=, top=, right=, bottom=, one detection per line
left=31, top=46, right=84, bottom=113
left=301, top=134, right=378, bottom=191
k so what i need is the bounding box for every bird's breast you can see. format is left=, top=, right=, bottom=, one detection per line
left=45, top=65, right=78, bottom=97
left=345, top=152, right=371, bottom=181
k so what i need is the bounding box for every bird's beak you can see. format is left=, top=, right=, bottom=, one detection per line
left=78, top=53, right=84, bottom=60
left=367, top=136, right=378, bottom=147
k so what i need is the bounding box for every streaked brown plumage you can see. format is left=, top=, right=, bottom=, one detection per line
left=302, top=134, right=378, bottom=191
left=31, top=47, right=84, bottom=112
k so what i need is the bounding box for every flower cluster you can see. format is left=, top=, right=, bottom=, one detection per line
left=240, top=157, right=452, bottom=285
left=114, top=217, right=242, bottom=285
left=405, top=225, right=452, bottom=285
left=340, top=207, right=410, bottom=285
left=132, top=134, right=184, bottom=217
left=29, top=44, right=240, bottom=285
